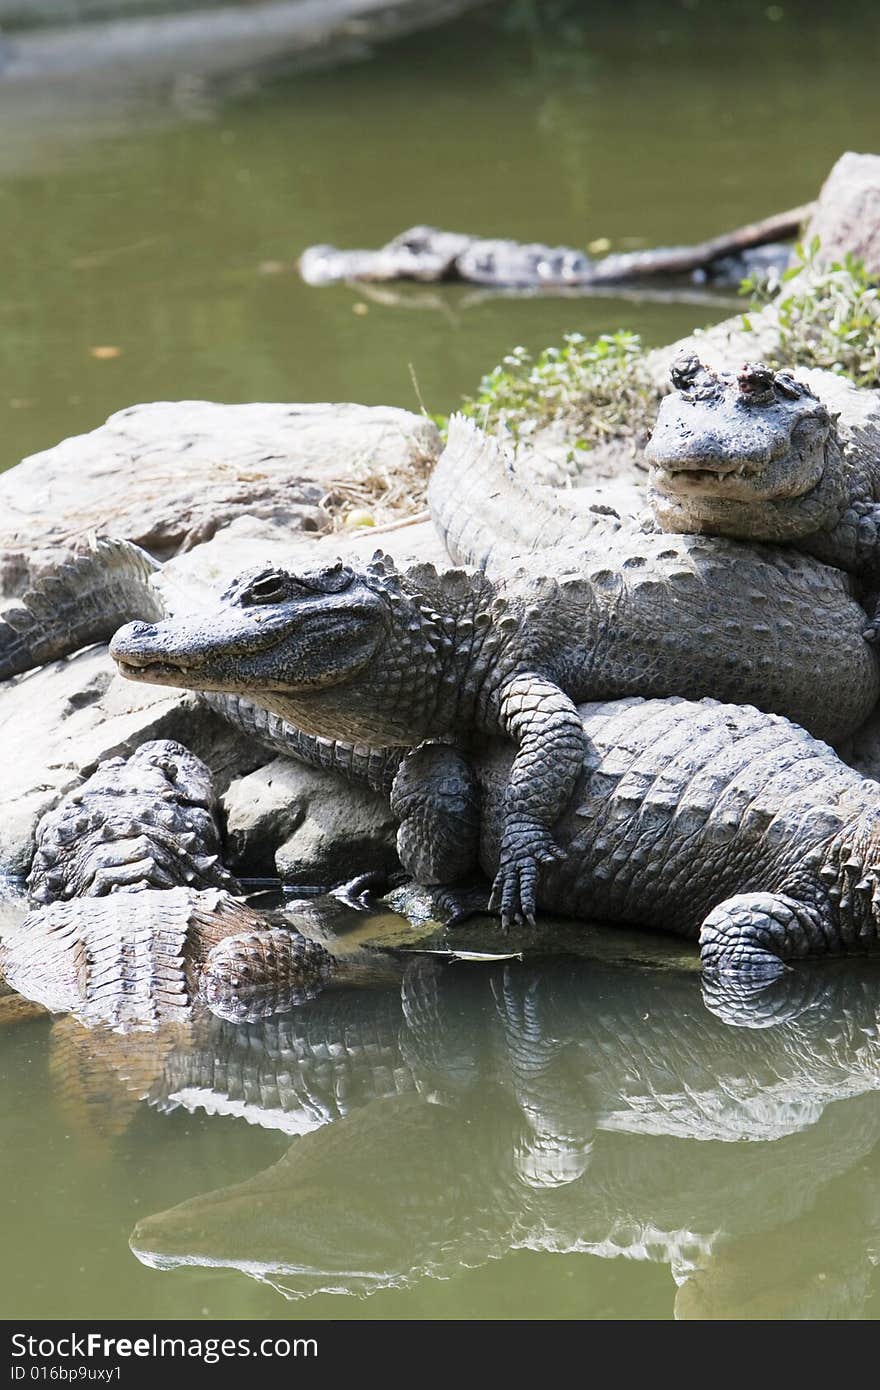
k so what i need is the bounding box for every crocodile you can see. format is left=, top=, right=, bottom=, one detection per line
left=644, top=355, right=880, bottom=585
left=10, top=655, right=880, bottom=977
left=0, top=886, right=337, bottom=1032
left=116, top=957, right=880, bottom=1315
left=0, top=536, right=408, bottom=795
left=27, top=739, right=238, bottom=905
left=398, top=696, right=880, bottom=976
left=6, top=422, right=880, bottom=927
left=29, top=689, right=880, bottom=978
left=102, top=416, right=880, bottom=924
left=299, top=218, right=801, bottom=291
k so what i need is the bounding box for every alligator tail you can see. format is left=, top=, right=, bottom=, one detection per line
left=0, top=537, right=163, bottom=680
left=201, top=927, right=336, bottom=1023
left=427, top=414, right=619, bottom=570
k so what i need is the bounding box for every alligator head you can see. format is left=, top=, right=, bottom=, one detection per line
left=645, top=354, right=847, bottom=541
left=110, top=560, right=389, bottom=696
left=109, top=554, right=447, bottom=746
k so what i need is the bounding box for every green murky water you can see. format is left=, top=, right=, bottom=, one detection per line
left=3, top=1, right=880, bottom=1321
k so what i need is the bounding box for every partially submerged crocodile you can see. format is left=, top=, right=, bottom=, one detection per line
left=645, top=355, right=880, bottom=583
left=299, top=217, right=801, bottom=291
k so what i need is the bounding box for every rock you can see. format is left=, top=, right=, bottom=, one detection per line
left=0, top=647, right=265, bottom=876
left=805, top=152, right=880, bottom=277
left=158, top=515, right=450, bottom=609
left=0, top=401, right=440, bottom=599
left=0, top=876, right=27, bottom=940
left=222, top=757, right=398, bottom=884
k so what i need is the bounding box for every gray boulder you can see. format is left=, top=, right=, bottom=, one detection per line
left=0, top=400, right=439, bottom=598
left=805, top=151, right=880, bottom=277
left=222, top=757, right=398, bottom=884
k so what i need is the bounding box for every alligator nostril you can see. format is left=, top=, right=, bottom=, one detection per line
left=109, top=620, right=157, bottom=657
left=738, top=362, right=775, bottom=400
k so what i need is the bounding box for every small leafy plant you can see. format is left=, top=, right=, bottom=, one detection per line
left=462, top=329, right=659, bottom=452
left=741, top=239, right=880, bottom=387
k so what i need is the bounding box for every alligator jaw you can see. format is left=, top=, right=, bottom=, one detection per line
left=651, top=460, right=764, bottom=492
left=113, top=654, right=202, bottom=682
left=109, top=615, right=293, bottom=689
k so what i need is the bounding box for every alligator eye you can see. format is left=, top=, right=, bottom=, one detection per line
left=236, top=572, right=291, bottom=606
left=225, top=560, right=355, bottom=607
left=249, top=579, right=286, bottom=603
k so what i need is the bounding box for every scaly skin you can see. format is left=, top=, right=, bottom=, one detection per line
left=388, top=697, right=880, bottom=975
left=16, top=692, right=880, bottom=985
left=28, top=740, right=238, bottom=904
left=6, top=424, right=880, bottom=927
left=0, top=537, right=164, bottom=681
left=645, top=355, right=880, bottom=584
left=106, top=439, right=880, bottom=927
left=0, top=887, right=336, bottom=1032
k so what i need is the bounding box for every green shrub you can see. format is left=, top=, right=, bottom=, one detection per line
left=462, top=329, right=659, bottom=452
left=741, top=240, right=880, bottom=387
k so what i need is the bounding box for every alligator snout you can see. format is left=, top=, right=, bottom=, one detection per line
left=110, top=620, right=206, bottom=680
left=109, top=621, right=160, bottom=666
left=645, top=428, right=782, bottom=475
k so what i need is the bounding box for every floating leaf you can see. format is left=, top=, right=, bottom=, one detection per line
left=399, top=948, right=524, bottom=963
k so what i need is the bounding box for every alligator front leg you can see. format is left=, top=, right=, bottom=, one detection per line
left=489, top=673, right=586, bottom=928
left=390, top=743, right=481, bottom=884
left=699, top=893, right=836, bottom=977
left=813, top=501, right=880, bottom=593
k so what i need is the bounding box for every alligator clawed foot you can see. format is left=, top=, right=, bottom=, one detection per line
left=432, top=882, right=493, bottom=927
left=490, top=838, right=563, bottom=930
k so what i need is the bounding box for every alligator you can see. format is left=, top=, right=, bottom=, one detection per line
left=27, top=739, right=238, bottom=905
left=400, top=695, right=880, bottom=977
left=2, top=458, right=879, bottom=930
left=644, top=355, right=880, bottom=585
left=298, top=214, right=803, bottom=291
left=0, top=886, right=337, bottom=1032
left=115, top=957, right=880, bottom=1315
left=106, top=433, right=880, bottom=928
left=0, top=536, right=408, bottom=794
left=10, top=652, right=880, bottom=977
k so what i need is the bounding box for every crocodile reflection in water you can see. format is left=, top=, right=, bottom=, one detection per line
left=109, top=957, right=880, bottom=1317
